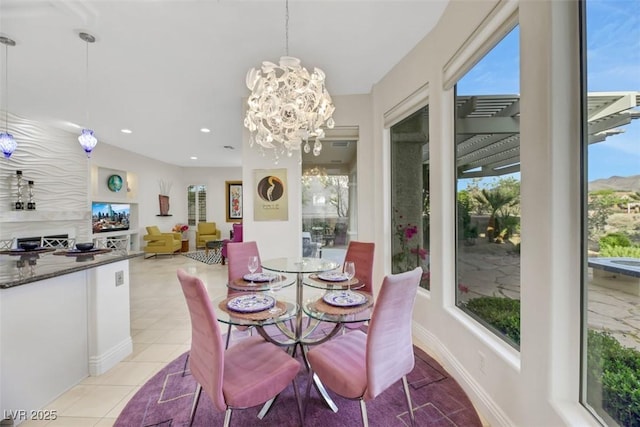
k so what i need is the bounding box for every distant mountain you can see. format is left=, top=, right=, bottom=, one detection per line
left=589, top=175, right=640, bottom=192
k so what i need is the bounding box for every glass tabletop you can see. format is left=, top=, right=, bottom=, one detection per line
left=303, top=298, right=372, bottom=324
left=227, top=273, right=295, bottom=292
left=261, top=257, right=339, bottom=274
left=303, top=275, right=362, bottom=291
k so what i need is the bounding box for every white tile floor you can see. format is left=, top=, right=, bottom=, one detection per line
left=19, top=254, right=236, bottom=427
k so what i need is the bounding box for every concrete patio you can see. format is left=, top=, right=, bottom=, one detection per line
left=457, top=241, right=640, bottom=351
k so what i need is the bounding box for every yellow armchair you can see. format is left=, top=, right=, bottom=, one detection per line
left=143, top=226, right=182, bottom=257
left=196, top=222, right=221, bottom=248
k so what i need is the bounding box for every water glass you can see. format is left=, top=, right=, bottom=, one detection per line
left=344, top=261, right=356, bottom=291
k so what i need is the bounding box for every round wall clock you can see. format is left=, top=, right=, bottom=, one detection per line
left=107, top=174, right=124, bottom=192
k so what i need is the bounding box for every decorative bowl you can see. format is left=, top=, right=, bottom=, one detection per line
left=19, top=242, right=39, bottom=251
left=75, top=243, right=94, bottom=252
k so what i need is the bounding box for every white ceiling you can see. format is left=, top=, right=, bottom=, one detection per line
left=0, top=0, right=448, bottom=167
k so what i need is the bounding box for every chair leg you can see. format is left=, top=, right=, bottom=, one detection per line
left=225, top=323, right=232, bottom=349
left=182, top=352, right=190, bottom=377
left=189, top=383, right=202, bottom=427
left=223, top=408, right=233, bottom=427
left=292, top=377, right=305, bottom=426
left=402, top=375, right=415, bottom=426
left=359, top=399, right=369, bottom=427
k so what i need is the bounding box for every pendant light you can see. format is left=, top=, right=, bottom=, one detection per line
left=78, top=32, right=98, bottom=157
left=244, top=0, right=335, bottom=163
left=0, top=36, right=17, bottom=159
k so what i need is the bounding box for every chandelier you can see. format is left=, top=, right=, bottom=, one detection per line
left=244, top=0, right=335, bottom=161
left=0, top=36, right=17, bottom=159
left=78, top=32, right=98, bottom=157
left=302, top=166, right=328, bottom=178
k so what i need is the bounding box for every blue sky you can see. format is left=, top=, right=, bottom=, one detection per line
left=457, top=0, right=639, bottom=184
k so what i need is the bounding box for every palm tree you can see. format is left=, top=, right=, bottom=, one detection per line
left=474, top=188, right=517, bottom=242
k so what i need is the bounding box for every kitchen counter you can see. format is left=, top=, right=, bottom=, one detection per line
left=0, top=249, right=143, bottom=288
left=1, top=249, right=140, bottom=419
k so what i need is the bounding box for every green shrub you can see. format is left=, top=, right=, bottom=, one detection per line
left=463, top=298, right=640, bottom=427
left=463, top=297, right=520, bottom=345
left=600, top=245, right=640, bottom=258
left=600, top=232, right=632, bottom=248
left=587, top=330, right=640, bottom=427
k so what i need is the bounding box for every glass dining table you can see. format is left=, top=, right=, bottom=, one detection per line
left=217, top=257, right=374, bottom=414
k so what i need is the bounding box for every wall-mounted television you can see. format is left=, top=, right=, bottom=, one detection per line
left=92, top=202, right=130, bottom=233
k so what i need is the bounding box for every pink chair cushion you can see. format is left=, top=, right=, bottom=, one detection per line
left=307, top=330, right=368, bottom=399
left=223, top=336, right=300, bottom=408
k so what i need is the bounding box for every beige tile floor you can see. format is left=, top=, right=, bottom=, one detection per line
left=18, top=254, right=317, bottom=427
left=19, top=255, right=236, bottom=426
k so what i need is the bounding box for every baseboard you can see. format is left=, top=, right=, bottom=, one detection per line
left=89, top=337, right=133, bottom=376
left=412, top=324, right=514, bottom=427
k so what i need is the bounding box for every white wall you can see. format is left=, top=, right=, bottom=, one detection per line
left=370, top=0, right=595, bottom=426
left=241, top=94, right=372, bottom=260
left=90, top=143, right=241, bottom=249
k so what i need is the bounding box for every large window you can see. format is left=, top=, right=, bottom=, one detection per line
left=455, top=26, right=521, bottom=348
left=390, top=106, right=430, bottom=290
left=581, top=1, right=640, bottom=425
left=187, top=185, right=207, bottom=226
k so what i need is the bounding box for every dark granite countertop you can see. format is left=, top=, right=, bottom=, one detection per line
left=0, top=249, right=144, bottom=289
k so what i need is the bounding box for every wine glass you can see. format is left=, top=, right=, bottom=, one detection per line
left=247, top=255, right=259, bottom=284
left=268, top=275, right=283, bottom=315
left=344, top=261, right=356, bottom=292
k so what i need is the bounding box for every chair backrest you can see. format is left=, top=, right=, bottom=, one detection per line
left=344, top=241, right=375, bottom=294
left=365, top=266, right=422, bottom=400
left=232, top=222, right=243, bottom=242
left=227, top=241, right=262, bottom=285
left=146, top=226, right=161, bottom=235
left=177, top=269, right=227, bottom=411
left=198, top=222, right=217, bottom=234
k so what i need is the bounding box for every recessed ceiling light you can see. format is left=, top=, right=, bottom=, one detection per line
left=121, top=129, right=132, bottom=134
left=200, top=128, right=211, bottom=133
left=223, top=145, right=234, bottom=150
left=190, top=156, right=198, bottom=160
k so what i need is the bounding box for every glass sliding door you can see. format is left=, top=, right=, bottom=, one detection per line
left=301, top=140, right=357, bottom=264
left=581, top=1, right=640, bottom=425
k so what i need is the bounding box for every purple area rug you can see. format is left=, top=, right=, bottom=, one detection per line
left=114, top=342, right=482, bottom=427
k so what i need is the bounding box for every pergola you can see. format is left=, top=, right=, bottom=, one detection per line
left=417, top=91, right=640, bottom=178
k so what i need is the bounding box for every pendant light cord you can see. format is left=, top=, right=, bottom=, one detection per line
left=84, top=39, right=90, bottom=125
left=285, top=0, right=289, bottom=56
left=4, top=43, right=8, bottom=133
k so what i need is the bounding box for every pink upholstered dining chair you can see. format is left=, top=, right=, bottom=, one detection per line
left=224, top=241, right=262, bottom=347
left=177, top=269, right=303, bottom=427
left=343, top=241, right=374, bottom=331
left=306, top=267, right=422, bottom=427
left=221, top=223, right=243, bottom=265
left=344, top=241, right=375, bottom=294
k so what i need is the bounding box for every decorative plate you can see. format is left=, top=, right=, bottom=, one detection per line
left=107, top=174, right=123, bottom=192
left=322, top=291, right=367, bottom=307
left=227, top=294, right=275, bottom=313
left=243, top=272, right=277, bottom=283
left=318, top=271, right=349, bottom=282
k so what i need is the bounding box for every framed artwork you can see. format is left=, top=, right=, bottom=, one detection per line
left=254, top=168, right=288, bottom=221
left=225, top=181, right=243, bottom=222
